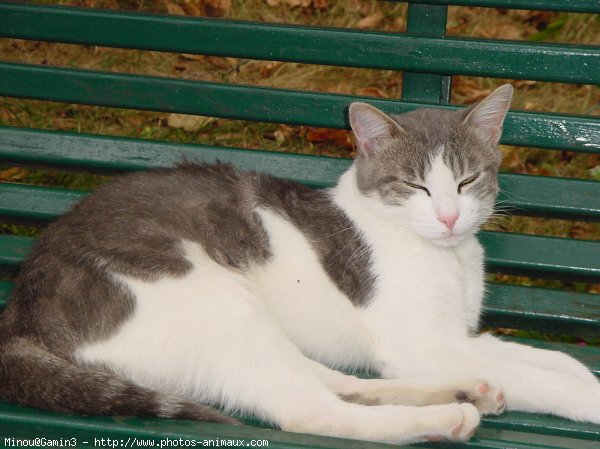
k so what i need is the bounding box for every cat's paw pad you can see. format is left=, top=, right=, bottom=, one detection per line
left=455, top=382, right=506, bottom=416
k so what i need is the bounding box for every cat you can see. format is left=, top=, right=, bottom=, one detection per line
left=1, top=84, right=598, bottom=445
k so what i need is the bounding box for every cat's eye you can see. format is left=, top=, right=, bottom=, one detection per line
left=404, top=181, right=430, bottom=196
left=458, top=175, right=479, bottom=193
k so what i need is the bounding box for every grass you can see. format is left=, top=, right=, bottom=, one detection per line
left=0, top=1, right=599, bottom=342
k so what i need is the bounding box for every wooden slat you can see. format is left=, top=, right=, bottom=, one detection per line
left=2, top=228, right=599, bottom=284
left=1, top=128, right=600, bottom=221
left=1, top=280, right=596, bottom=337
left=1, top=3, right=600, bottom=85
left=1, top=63, right=598, bottom=153
left=481, top=232, right=600, bottom=283
left=402, top=0, right=600, bottom=13
left=0, top=336, right=596, bottom=447
left=483, top=284, right=599, bottom=337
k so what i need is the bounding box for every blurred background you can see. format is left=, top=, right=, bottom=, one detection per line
left=0, top=1, right=599, bottom=343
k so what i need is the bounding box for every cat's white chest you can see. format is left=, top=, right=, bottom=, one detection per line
left=249, top=208, right=376, bottom=370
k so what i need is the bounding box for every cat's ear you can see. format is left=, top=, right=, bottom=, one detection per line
left=462, top=84, right=513, bottom=145
left=349, top=102, right=404, bottom=156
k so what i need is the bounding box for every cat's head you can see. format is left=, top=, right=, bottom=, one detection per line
left=348, top=84, right=512, bottom=247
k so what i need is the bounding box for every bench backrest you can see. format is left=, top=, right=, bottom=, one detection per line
left=0, top=1, right=599, bottom=352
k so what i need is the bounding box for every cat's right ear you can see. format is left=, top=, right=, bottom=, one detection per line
left=348, top=103, right=404, bottom=156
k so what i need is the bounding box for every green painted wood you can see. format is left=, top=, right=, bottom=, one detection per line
left=402, top=0, right=600, bottom=14
left=0, top=64, right=599, bottom=153
left=480, top=231, right=600, bottom=283
left=0, top=235, right=33, bottom=271
left=482, top=412, right=600, bottom=443
left=1, top=3, right=600, bottom=85
left=505, top=337, right=600, bottom=377
left=2, top=128, right=600, bottom=221
left=0, top=281, right=11, bottom=307
left=497, top=173, right=600, bottom=221
left=483, top=283, right=599, bottom=337
left=0, top=400, right=597, bottom=449
left=0, top=277, right=596, bottom=337
left=402, top=3, right=451, bottom=104
left=1, top=230, right=599, bottom=286
left=0, top=183, right=85, bottom=222
left=0, top=335, right=596, bottom=446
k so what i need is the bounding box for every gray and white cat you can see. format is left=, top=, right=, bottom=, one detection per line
left=1, top=84, right=599, bottom=445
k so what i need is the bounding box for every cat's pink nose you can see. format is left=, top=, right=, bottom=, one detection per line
left=438, top=213, right=459, bottom=230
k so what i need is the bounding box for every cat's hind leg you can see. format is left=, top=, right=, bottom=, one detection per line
left=308, top=360, right=505, bottom=415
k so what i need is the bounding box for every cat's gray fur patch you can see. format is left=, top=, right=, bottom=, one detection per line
left=0, top=162, right=375, bottom=421
left=356, top=107, right=502, bottom=204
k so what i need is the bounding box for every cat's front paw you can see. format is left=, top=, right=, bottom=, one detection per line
left=424, top=403, right=480, bottom=442
left=455, top=381, right=506, bottom=416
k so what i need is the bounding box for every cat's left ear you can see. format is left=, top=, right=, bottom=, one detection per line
left=349, top=102, right=405, bottom=156
left=462, top=84, right=513, bottom=145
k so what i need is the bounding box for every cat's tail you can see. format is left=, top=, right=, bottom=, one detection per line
left=0, top=336, right=239, bottom=425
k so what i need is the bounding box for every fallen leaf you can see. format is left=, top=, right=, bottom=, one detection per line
left=285, top=0, right=311, bottom=7
left=206, top=56, right=235, bottom=69
left=168, top=114, right=216, bottom=132
left=306, top=127, right=354, bottom=149
left=260, top=61, right=285, bottom=77
left=203, top=0, right=231, bottom=16
left=357, top=12, right=383, bottom=29
left=166, top=4, right=186, bottom=15
left=514, top=80, right=537, bottom=88
left=312, top=0, right=328, bottom=10
left=266, top=0, right=280, bottom=5
left=356, top=86, right=389, bottom=98
left=181, top=3, right=202, bottom=16
left=0, top=167, right=27, bottom=181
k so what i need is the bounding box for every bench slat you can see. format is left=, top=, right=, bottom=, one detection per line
left=480, top=232, right=600, bottom=283
left=402, top=0, right=600, bottom=13
left=483, top=284, right=599, bottom=337
left=2, top=3, right=600, bottom=85
left=0, top=336, right=596, bottom=447
left=1, top=400, right=595, bottom=449
left=2, top=229, right=599, bottom=288
left=1, top=279, right=596, bottom=337
left=1, top=63, right=598, bottom=154
left=1, top=128, right=600, bottom=221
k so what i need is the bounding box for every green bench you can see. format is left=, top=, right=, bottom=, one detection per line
left=1, top=1, right=599, bottom=448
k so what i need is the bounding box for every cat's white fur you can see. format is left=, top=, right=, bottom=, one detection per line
left=77, top=86, right=600, bottom=444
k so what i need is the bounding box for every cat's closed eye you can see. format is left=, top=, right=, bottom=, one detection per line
left=458, top=175, right=479, bottom=194
left=403, top=181, right=431, bottom=196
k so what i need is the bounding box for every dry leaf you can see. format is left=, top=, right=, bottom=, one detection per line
left=312, top=0, right=329, bottom=10
left=285, top=0, right=311, bottom=7
left=181, top=3, right=202, bottom=16
left=266, top=0, right=280, bottom=5
left=357, top=12, right=383, bottom=29
left=168, top=114, right=216, bottom=132
left=166, top=4, right=186, bottom=15
left=180, top=53, right=204, bottom=62
left=204, top=0, right=231, bottom=17
left=206, top=56, right=235, bottom=69
left=306, top=127, right=354, bottom=149
left=260, top=61, right=284, bottom=77
left=0, top=167, right=27, bottom=181
left=356, top=86, right=389, bottom=98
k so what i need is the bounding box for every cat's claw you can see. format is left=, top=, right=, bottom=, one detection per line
left=455, top=381, right=506, bottom=416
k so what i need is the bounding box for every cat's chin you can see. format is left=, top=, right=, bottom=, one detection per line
left=429, top=233, right=469, bottom=248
